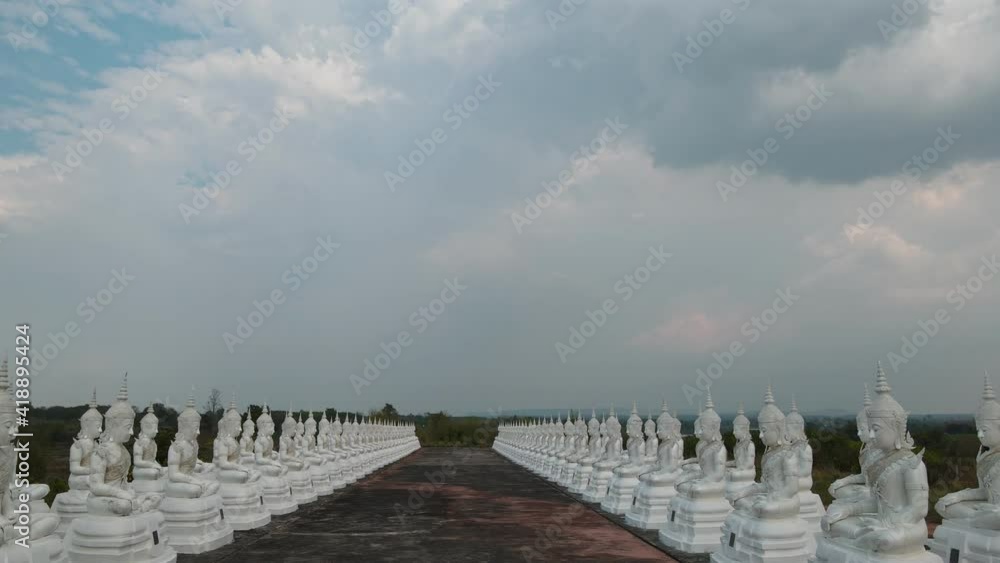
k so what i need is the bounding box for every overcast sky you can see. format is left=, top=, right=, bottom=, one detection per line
left=1, top=0, right=998, bottom=416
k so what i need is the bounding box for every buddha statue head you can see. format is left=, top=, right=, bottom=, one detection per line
left=223, top=396, right=241, bottom=439
left=656, top=400, right=672, bottom=440
left=305, top=412, right=317, bottom=437
left=627, top=402, right=644, bottom=439
left=243, top=407, right=255, bottom=438
left=671, top=411, right=683, bottom=440
left=733, top=402, right=751, bottom=442
left=697, top=389, right=722, bottom=443
left=758, top=384, right=787, bottom=448
left=785, top=396, right=807, bottom=444
left=587, top=409, right=600, bottom=437
left=0, top=359, right=16, bottom=447
left=80, top=388, right=104, bottom=440
left=332, top=414, right=343, bottom=437
left=318, top=412, right=330, bottom=436
left=281, top=410, right=296, bottom=438
left=976, top=373, right=1000, bottom=449
left=607, top=407, right=622, bottom=439
left=866, top=362, right=913, bottom=451
left=101, top=375, right=135, bottom=445
left=178, top=390, right=201, bottom=442
left=256, top=404, right=274, bottom=437
left=856, top=384, right=872, bottom=443
left=295, top=414, right=305, bottom=437
left=575, top=409, right=587, bottom=434
left=139, top=403, right=158, bottom=438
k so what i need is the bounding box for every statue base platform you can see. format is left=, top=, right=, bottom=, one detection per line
left=658, top=489, right=733, bottom=553
left=582, top=462, right=618, bottom=503
left=309, top=463, right=334, bottom=496
left=65, top=510, right=177, bottom=563
left=286, top=470, right=318, bottom=505
left=159, top=494, right=234, bottom=554
left=259, top=475, right=298, bottom=515
left=218, top=482, right=270, bottom=530
left=928, top=519, right=1000, bottom=563
left=560, top=460, right=579, bottom=488
left=710, top=509, right=812, bottom=563
left=601, top=464, right=643, bottom=514
left=812, top=536, right=942, bottom=563
left=625, top=470, right=680, bottom=530
left=0, top=534, right=68, bottom=563
left=133, top=477, right=166, bottom=495
left=53, top=490, right=88, bottom=536
left=799, top=491, right=825, bottom=534
left=571, top=462, right=595, bottom=494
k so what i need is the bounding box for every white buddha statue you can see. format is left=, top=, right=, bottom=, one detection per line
left=279, top=410, right=317, bottom=505
left=828, top=385, right=876, bottom=504
left=302, top=413, right=334, bottom=496
left=133, top=404, right=167, bottom=494
left=814, top=365, right=939, bottom=563
left=316, top=413, right=344, bottom=490
left=571, top=411, right=602, bottom=494
left=584, top=408, right=623, bottom=503
left=252, top=405, right=297, bottom=515
left=239, top=407, right=256, bottom=466
left=712, top=385, right=811, bottom=563
left=0, top=358, right=67, bottom=562
left=930, top=374, right=1000, bottom=562
left=603, top=403, right=648, bottom=514
left=330, top=414, right=352, bottom=488
left=627, top=401, right=684, bottom=530
left=53, top=388, right=102, bottom=534
left=553, top=412, right=575, bottom=483
left=644, top=409, right=659, bottom=470
left=725, top=402, right=756, bottom=499
left=560, top=410, right=586, bottom=488
left=787, top=396, right=825, bottom=534
left=158, top=390, right=233, bottom=554
left=659, top=388, right=732, bottom=553
left=213, top=399, right=269, bottom=530
left=65, top=375, right=177, bottom=563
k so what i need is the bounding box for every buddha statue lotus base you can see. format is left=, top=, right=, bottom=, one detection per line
left=1, top=535, right=68, bottom=563
left=309, top=463, right=334, bottom=497
left=53, top=490, right=89, bottom=535
left=658, top=489, right=733, bottom=553
left=65, top=510, right=177, bottom=563
left=601, top=463, right=644, bottom=514
left=259, top=475, right=298, bottom=515
left=286, top=469, right=318, bottom=505
left=798, top=490, right=826, bottom=535
left=812, top=536, right=942, bottom=563
left=710, top=509, right=812, bottom=563
left=582, top=457, right=620, bottom=503
left=928, top=520, right=1000, bottom=563
left=158, top=494, right=234, bottom=554
left=218, top=481, right=270, bottom=530
left=570, top=460, right=595, bottom=494
left=625, top=469, right=681, bottom=530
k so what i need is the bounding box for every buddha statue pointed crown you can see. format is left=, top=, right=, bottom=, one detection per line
left=81, top=387, right=103, bottom=425
left=758, top=383, right=785, bottom=424
left=857, top=383, right=871, bottom=426
left=733, top=401, right=750, bottom=430
left=698, top=387, right=722, bottom=435
left=976, top=372, right=1000, bottom=422
left=141, top=403, right=157, bottom=425
left=656, top=399, right=673, bottom=430
left=866, top=361, right=914, bottom=449
left=256, top=403, right=272, bottom=425
left=179, top=388, right=201, bottom=426
left=102, top=374, right=135, bottom=440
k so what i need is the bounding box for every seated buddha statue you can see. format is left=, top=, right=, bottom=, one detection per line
left=929, top=375, right=1000, bottom=561
left=302, top=413, right=333, bottom=495
left=239, top=407, right=256, bottom=466
left=602, top=403, right=648, bottom=514
left=626, top=401, right=685, bottom=530
left=815, top=364, right=938, bottom=563
left=253, top=405, right=298, bottom=515
left=214, top=400, right=268, bottom=530
left=570, top=411, right=602, bottom=494
left=643, top=410, right=659, bottom=470
left=583, top=408, right=623, bottom=502
left=65, top=375, right=176, bottom=562
left=712, top=385, right=810, bottom=563
left=279, top=410, right=317, bottom=505
left=133, top=404, right=166, bottom=493
left=659, top=389, right=732, bottom=554
left=786, top=396, right=824, bottom=533
left=725, top=403, right=756, bottom=500
left=829, top=385, right=878, bottom=503
left=54, top=387, right=104, bottom=533
left=0, top=358, right=65, bottom=562
left=160, top=391, right=233, bottom=553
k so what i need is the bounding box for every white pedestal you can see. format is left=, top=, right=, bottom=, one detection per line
left=571, top=460, right=595, bottom=494
left=286, top=469, right=318, bottom=505
left=309, top=462, right=334, bottom=496
left=710, top=509, right=812, bottom=563
left=929, top=519, right=1000, bottom=563
left=259, top=474, right=298, bottom=515
left=65, top=510, right=177, bottom=563
left=53, top=490, right=88, bottom=536
left=658, top=486, right=733, bottom=554
left=218, top=481, right=270, bottom=530
left=158, top=494, right=234, bottom=554
left=0, top=535, right=68, bottom=563
left=601, top=464, right=642, bottom=514
left=582, top=460, right=618, bottom=503
left=812, top=536, right=942, bottom=563
left=626, top=469, right=680, bottom=530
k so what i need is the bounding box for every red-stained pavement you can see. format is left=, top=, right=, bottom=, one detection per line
left=180, top=447, right=679, bottom=562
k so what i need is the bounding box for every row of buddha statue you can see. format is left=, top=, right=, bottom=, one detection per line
left=495, top=363, right=997, bottom=563
left=1, top=360, right=419, bottom=563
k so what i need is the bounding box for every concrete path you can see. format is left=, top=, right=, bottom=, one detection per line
left=180, top=448, right=678, bottom=562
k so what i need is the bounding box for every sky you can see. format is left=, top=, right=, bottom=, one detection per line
left=1, top=0, right=998, bottom=416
